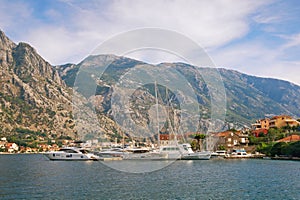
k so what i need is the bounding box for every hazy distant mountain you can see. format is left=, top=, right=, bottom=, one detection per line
left=59, top=55, right=300, bottom=130
left=218, top=68, right=300, bottom=123
left=1, top=29, right=300, bottom=140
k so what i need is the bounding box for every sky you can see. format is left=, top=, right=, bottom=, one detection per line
left=1, top=0, right=300, bottom=85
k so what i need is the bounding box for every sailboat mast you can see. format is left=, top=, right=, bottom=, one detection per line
left=122, top=131, right=125, bottom=149
left=166, top=87, right=178, bottom=145
left=155, top=81, right=160, bottom=148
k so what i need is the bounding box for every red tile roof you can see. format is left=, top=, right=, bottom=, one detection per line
left=216, top=131, right=234, bottom=137
left=271, top=115, right=292, bottom=120
left=252, top=129, right=268, bottom=137
left=277, top=135, right=300, bottom=142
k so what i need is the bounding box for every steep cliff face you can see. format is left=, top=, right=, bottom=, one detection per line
left=0, top=30, right=16, bottom=70
left=0, top=30, right=131, bottom=141
left=0, top=30, right=75, bottom=137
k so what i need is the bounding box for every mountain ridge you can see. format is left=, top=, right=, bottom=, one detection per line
left=1, top=29, right=300, bottom=140
left=59, top=54, right=300, bottom=128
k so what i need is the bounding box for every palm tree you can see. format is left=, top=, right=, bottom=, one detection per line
left=194, top=133, right=206, bottom=151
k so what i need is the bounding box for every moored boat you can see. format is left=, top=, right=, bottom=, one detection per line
left=121, top=144, right=211, bottom=160
left=96, top=148, right=124, bottom=158
left=211, top=150, right=228, bottom=159
left=179, top=143, right=211, bottom=160
left=228, top=149, right=250, bottom=158
left=44, top=147, right=100, bottom=161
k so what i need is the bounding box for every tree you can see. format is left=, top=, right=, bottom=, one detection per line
left=258, top=132, right=265, bottom=137
left=194, top=133, right=206, bottom=151
left=218, top=145, right=226, bottom=150
left=267, top=128, right=280, bottom=142
left=284, top=141, right=300, bottom=157
left=256, top=142, right=274, bottom=156
left=190, top=140, right=197, bottom=150
left=270, top=142, right=288, bottom=157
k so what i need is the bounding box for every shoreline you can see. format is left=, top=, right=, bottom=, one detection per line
left=1, top=152, right=299, bottom=161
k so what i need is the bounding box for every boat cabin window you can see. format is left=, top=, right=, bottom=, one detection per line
left=60, top=149, right=78, bottom=153
left=79, top=149, right=90, bottom=154
left=162, top=147, right=180, bottom=151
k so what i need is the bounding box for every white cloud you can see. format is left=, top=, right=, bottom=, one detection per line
left=0, top=1, right=35, bottom=38
left=104, top=0, right=268, bottom=49
left=210, top=38, right=300, bottom=86
left=254, top=15, right=282, bottom=24
left=1, top=0, right=271, bottom=65
left=26, top=26, right=104, bottom=65
left=3, top=0, right=300, bottom=86
left=281, top=33, right=300, bottom=49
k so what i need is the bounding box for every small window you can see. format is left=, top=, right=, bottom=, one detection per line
left=80, top=149, right=90, bottom=154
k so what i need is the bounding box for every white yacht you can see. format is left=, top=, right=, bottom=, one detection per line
left=122, top=144, right=211, bottom=160
left=211, top=150, right=228, bottom=159
left=229, top=149, right=250, bottom=158
left=44, top=147, right=100, bottom=161
left=122, top=149, right=168, bottom=160
left=96, top=148, right=124, bottom=158
left=180, top=144, right=211, bottom=160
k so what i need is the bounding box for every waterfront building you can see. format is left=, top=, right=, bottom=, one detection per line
left=252, top=118, right=270, bottom=130
left=269, top=115, right=300, bottom=129
left=5, top=143, right=19, bottom=153
left=159, top=134, right=179, bottom=146
left=252, top=115, right=299, bottom=130
left=212, top=131, right=249, bottom=152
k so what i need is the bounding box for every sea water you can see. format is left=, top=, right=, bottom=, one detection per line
left=0, top=154, right=299, bottom=200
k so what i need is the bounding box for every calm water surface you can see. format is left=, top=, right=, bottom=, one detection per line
left=0, top=154, right=299, bottom=200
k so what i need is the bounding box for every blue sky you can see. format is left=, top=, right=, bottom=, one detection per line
left=1, top=0, right=300, bottom=85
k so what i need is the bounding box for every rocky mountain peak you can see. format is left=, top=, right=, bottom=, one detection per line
left=0, top=30, right=16, bottom=69
left=0, top=30, right=16, bottom=50
left=0, top=30, right=72, bottom=137
left=12, top=42, right=55, bottom=83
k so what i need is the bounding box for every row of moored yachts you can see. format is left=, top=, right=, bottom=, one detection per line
left=43, top=143, right=214, bottom=161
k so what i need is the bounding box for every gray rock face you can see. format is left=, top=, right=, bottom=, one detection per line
left=62, top=54, right=300, bottom=132
left=0, top=30, right=75, bottom=137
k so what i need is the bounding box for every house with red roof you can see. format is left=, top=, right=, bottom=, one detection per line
left=213, top=131, right=249, bottom=151
left=252, top=128, right=268, bottom=137
left=252, top=115, right=300, bottom=130
left=5, top=143, right=19, bottom=153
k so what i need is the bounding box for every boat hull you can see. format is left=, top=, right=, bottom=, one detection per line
left=44, top=152, right=99, bottom=161
left=181, top=152, right=211, bottom=160
left=122, top=152, right=180, bottom=160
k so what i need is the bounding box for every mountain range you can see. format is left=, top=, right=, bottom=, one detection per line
left=1, top=29, right=300, bottom=140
